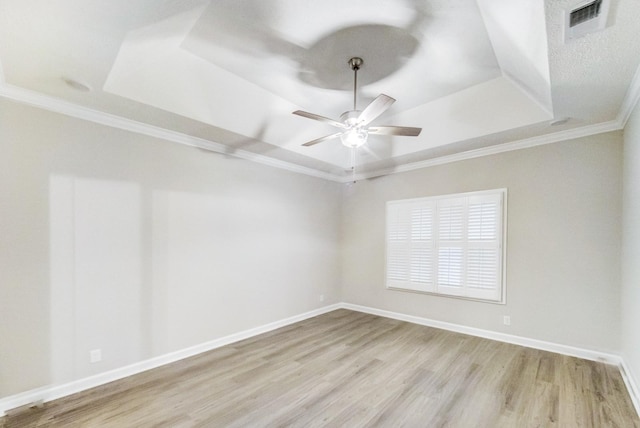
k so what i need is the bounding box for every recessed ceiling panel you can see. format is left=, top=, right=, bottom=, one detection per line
left=101, top=0, right=553, bottom=169
left=7, top=0, right=640, bottom=180
left=181, top=0, right=503, bottom=111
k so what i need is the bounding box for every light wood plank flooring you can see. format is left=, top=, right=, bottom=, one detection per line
left=2, top=309, right=638, bottom=427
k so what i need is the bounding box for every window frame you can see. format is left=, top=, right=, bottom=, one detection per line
left=385, top=189, right=507, bottom=304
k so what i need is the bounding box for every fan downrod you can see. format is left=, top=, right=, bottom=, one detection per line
left=292, top=55, right=421, bottom=149
left=348, top=57, right=363, bottom=111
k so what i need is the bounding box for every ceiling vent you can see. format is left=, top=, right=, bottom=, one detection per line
left=564, top=0, right=610, bottom=42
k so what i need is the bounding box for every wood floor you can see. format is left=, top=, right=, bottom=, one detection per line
left=2, top=309, right=638, bottom=427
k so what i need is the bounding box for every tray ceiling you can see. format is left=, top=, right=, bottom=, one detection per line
left=1, top=0, right=639, bottom=180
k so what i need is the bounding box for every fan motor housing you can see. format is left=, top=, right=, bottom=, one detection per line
left=340, top=110, right=362, bottom=126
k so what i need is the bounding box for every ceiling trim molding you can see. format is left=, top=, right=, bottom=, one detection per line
left=0, top=79, right=626, bottom=185
left=618, top=61, right=640, bottom=127
left=349, top=119, right=623, bottom=182
left=0, top=82, right=342, bottom=183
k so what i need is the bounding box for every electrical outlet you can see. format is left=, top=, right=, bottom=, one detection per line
left=319, top=294, right=325, bottom=302
left=503, top=316, right=511, bottom=326
left=90, top=349, right=102, bottom=363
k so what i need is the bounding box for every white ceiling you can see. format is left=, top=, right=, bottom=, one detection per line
left=1, top=0, right=639, bottom=181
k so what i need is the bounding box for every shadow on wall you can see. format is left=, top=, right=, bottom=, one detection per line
left=49, top=176, right=144, bottom=384
left=46, top=172, right=336, bottom=387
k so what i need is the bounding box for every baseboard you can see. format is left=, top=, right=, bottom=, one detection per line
left=340, top=303, right=622, bottom=365
left=0, top=303, right=341, bottom=416
left=342, top=303, right=640, bottom=417
left=619, top=357, right=640, bottom=418
left=340, top=303, right=640, bottom=416
left=2, top=302, right=637, bottom=419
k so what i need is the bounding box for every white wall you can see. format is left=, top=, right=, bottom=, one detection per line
left=0, top=98, right=342, bottom=398
left=622, top=99, right=640, bottom=393
left=341, top=133, right=623, bottom=352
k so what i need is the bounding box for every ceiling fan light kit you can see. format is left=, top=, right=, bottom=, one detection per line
left=340, top=127, right=368, bottom=148
left=339, top=110, right=368, bottom=148
left=293, top=57, right=422, bottom=149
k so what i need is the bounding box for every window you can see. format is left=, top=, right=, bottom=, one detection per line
left=386, top=189, right=506, bottom=303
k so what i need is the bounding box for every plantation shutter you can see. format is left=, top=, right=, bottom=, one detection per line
left=409, top=204, right=435, bottom=291
left=386, top=203, right=410, bottom=284
left=386, top=201, right=435, bottom=292
left=465, top=194, right=502, bottom=301
left=386, top=189, right=505, bottom=303
left=436, top=197, right=466, bottom=296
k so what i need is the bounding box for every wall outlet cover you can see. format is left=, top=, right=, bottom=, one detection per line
left=90, top=349, right=102, bottom=363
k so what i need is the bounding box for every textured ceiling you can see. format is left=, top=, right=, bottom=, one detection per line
left=0, top=0, right=639, bottom=180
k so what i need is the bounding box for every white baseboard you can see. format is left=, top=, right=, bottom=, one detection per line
left=619, top=357, right=640, bottom=418
left=341, top=303, right=640, bottom=418
left=2, top=302, right=638, bottom=419
left=0, top=303, right=341, bottom=416
left=340, top=303, right=622, bottom=365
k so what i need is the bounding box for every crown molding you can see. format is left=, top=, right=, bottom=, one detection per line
left=0, top=78, right=628, bottom=185
left=618, top=60, right=640, bottom=127
left=349, top=119, right=623, bottom=182
left=0, top=82, right=342, bottom=183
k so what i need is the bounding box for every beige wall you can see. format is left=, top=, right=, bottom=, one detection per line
left=0, top=93, right=630, bottom=401
left=341, top=133, right=623, bottom=352
left=622, top=100, right=640, bottom=390
left=0, top=98, right=342, bottom=397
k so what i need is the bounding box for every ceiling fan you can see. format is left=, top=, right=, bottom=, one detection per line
left=293, top=57, right=422, bottom=148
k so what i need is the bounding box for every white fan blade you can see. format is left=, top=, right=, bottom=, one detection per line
left=368, top=126, right=422, bottom=136
left=293, top=111, right=346, bottom=129
left=357, top=94, right=396, bottom=126
left=302, top=132, right=343, bottom=147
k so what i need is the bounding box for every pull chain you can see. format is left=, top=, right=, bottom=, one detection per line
left=351, top=147, right=356, bottom=183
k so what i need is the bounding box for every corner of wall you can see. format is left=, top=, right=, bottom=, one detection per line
left=620, top=356, right=640, bottom=418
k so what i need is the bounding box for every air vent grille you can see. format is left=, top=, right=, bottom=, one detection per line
left=569, top=0, right=602, bottom=27
left=564, top=0, right=609, bottom=42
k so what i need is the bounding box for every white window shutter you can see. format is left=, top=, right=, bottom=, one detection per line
left=387, top=245, right=409, bottom=281
left=468, top=199, right=498, bottom=240
left=387, top=201, right=436, bottom=291
left=467, top=248, right=498, bottom=289
left=466, top=194, right=502, bottom=300
left=438, top=247, right=464, bottom=287
left=386, top=190, right=505, bottom=303
left=386, top=203, right=411, bottom=286
left=410, top=244, right=432, bottom=284
left=411, top=206, right=433, bottom=240
left=436, top=198, right=465, bottom=295
left=409, top=204, right=434, bottom=289
left=438, top=199, right=465, bottom=241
